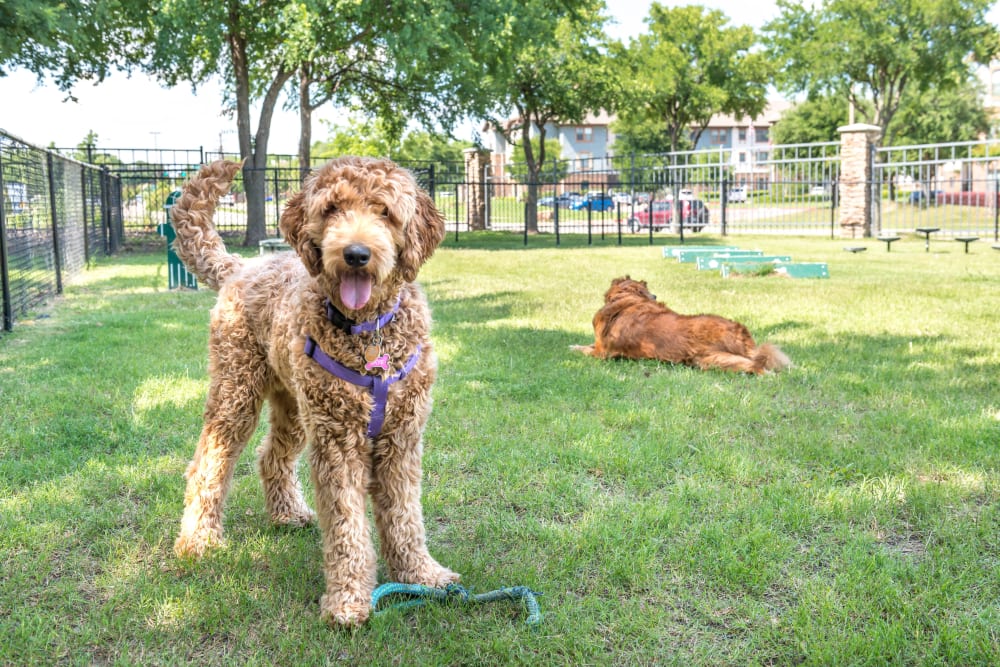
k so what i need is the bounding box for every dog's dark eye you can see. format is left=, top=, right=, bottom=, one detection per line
left=381, top=206, right=390, bottom=218
left=324, top=204, right=338, bottom=217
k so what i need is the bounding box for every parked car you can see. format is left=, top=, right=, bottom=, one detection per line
left=555, top=192, right=582, bottom=208
left=611, top=192, right=633, bottom=205
left=628, top=199, right=710, bottom=233
left=570, top=192, right=615, bottom=212
left=628, top=200, right=673, bottom=231
left=909, top=189, right=943, bottom=205
left=728, top=186, right=748, bottom=203
left=682, top=199, right=710, bottom=230
left=808, top=185, right=830, bottom=198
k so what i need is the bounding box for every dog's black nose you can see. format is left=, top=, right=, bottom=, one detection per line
left=343, top=244, right=371, bottom=268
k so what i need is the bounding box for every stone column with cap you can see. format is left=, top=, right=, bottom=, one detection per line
left=837, top=123, right=881, bottom=238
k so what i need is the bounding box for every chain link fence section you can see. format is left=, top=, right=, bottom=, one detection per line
left=1, top=130, right=122, bottom=332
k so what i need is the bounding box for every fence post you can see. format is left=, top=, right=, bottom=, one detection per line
left=721, top=174, right=728, bottom=236
left=101, top=168, right=115, bottom=254
left=586, top=201, right=592, bottom=245
left=0, top=147, right=12, bottom=331
left=272, top=169, right=280, bottom=235
left=46, top=153, right=64, bottom=294
left=831, top=179, right=838, bottom=239
left=81, top=168, right=91, bottom=263
left=994, top=177, right=998, bottom=242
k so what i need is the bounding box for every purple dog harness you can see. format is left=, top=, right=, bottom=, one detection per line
left=303, top=297, right=421, bottom=439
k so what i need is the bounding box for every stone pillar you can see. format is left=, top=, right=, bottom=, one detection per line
left=837, top=123, right=881, bottom=238
left=463, top=148, right=489, bottom=231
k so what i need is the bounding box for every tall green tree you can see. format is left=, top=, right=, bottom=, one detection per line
left=290, top=0, right=492, bottom=180
left=144, top=0, right=504, bottom=244
left=888, top=78, right=990, bottom=146
left=476, top=0, right=617, bottom=232
left=145, top=0, right=301, bottom=245
left=775, top=81, right=990, bottom=147
left=764, top=0, right=1000, bottom=145
left=614, top=4, right=771, bottom=154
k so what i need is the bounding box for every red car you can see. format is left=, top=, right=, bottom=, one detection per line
left=628, top=199, right=710, bottom=233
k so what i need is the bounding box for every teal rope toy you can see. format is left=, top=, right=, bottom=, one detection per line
left=371, top=582, right=543, bottom=626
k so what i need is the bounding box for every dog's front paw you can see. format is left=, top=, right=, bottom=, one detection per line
left=270, top=506, right=316, bottom=527
left=320, top=591, right=371, bottom=627
left=174, top=529, right=223, bottom=559
left=393, top=560, right=461, bottom=589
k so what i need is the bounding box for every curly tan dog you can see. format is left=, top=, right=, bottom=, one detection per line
left=169, top=158, right=457, bottom=626
left=571, top=276, right=791, bottom=374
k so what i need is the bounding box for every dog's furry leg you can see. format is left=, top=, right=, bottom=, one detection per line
left=569, top=343, right=599, bottom=356
left=169, top=160, right=244, bottom=290
left=175, top=375, right=264, bottom=557
left=370, top=424, right=461, bottom=589
left=311, top=438, right=377, bottom=627
left=257, top=389, right=315, bottom=527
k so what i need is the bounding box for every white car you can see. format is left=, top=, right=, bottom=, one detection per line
left=728, top=186, right=748, bottom=203
left=809, top=185, right=830, bottom=198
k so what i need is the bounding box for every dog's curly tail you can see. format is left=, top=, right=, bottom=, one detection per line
left=169, top=160, right=245, bottom=291
left=754, top=343, right=792, bottom=373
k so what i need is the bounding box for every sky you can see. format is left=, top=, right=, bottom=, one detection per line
left=0, top=1, right=995, bottom=154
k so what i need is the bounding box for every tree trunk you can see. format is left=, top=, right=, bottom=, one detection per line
left=525, top=175, right=539, bottom=233
left=298, top=66, right=312, bottom=183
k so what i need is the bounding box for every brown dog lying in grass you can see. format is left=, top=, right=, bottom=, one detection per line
left=570, top=276, right=791, bottom=374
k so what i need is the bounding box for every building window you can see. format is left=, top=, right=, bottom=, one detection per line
left=575, top=127, right=593, bottom=142
left=738, top=128, right=747, bottom=142
left=755, top=127, right=769, bottom=143
left=709, top=129, right=728, bottom=145
left=992, top=69, right=1000, bottom=97
left=756, top=151, right=769, bottom=162
left=739, top=152, right=747, bottom=163
left=578, top=152, right=593, bottom=170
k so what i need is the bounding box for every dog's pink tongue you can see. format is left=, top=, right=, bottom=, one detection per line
left=340, top=273, right=372, bottom=311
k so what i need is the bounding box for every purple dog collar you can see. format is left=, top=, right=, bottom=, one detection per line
left=325, top=297, right=401, bottom=335
left=304, top=337, right=421, bottom=438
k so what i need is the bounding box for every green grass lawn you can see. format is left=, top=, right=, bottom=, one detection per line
left=2, top=234, right=999, bottom=665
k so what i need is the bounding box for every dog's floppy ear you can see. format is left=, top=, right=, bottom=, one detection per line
left=398, top=187, right=446, bottom=282
left=279, top=190, right=323, bottom=277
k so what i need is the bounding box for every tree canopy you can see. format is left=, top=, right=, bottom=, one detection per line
left=1, top=0, right=145, bottom=93
left=138, top=0, right=506, bottom=244
left=613, top=3, right=771, bottom=154
left=474, top=0, right=617, bottom=231
left=311, top=116, right=467, bottom=165
left=764, top=0, right=1000, bottom=145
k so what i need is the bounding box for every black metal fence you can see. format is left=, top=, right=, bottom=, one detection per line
left=1, top=131, right=123, bottom=332
left=430, top=172, right=842, bottom=245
